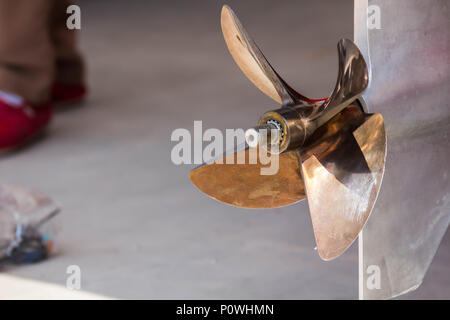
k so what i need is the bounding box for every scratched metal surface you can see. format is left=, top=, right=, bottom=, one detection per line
left=356, top=0, right=450, bottom=299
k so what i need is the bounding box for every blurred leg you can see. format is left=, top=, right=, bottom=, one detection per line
left=50, top=0, right=85, bottom=87
left=0, top=0, right=54, bottom=105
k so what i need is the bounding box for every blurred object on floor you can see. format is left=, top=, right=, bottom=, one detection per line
left=0, top=184, right=60, bottom=266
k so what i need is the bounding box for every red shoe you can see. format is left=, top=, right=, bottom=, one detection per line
left=0, top=97, right=52, bottom=152
left=51, top=82, right=87, bottom=105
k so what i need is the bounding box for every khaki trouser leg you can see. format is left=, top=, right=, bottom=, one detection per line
left=50, top=0, right=84, bottom=86
left=0, top=0, right=54, bottom=105
left=0, top=0, right=84, bottom=105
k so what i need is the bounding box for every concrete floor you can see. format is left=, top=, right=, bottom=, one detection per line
left=0, top=0, right=448, bottom=299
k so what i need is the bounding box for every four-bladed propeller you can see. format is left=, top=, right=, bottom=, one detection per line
left=190, top=5, right=386, bottom=260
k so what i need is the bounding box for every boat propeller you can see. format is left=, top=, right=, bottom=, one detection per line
left=190, top=5, right=386, bottom=260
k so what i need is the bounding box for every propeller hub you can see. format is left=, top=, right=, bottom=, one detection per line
left=258, top=106, right=308, bottom=153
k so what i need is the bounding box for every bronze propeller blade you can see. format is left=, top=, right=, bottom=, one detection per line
left=299, top=105, right=386, bottom=260
left=221, top=5, right=323, bottom=106
left=190, top=146, right=306, bottom=209
left=306, top=38, right=369, bottom=130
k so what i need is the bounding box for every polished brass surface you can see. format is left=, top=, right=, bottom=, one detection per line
left=300, top=105, right=386, bottom=260
left=190, top=5, right=387, bottom=260
left=254, top=39, right=369, bottom=154
left=307, top=39, right=369, bottom=129
left=221, top=5, right=320, bottom=106
left=190, top=147, right=305, bottom=209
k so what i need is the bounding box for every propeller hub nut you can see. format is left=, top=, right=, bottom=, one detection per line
left=245, top=124, right=282, bottom=152
left=259, top=107, right=307, bottom=153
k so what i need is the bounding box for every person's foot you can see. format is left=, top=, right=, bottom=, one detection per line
left=51, top=82, right=87, bottom=105
left=0, top=94, right=52, bottom=152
